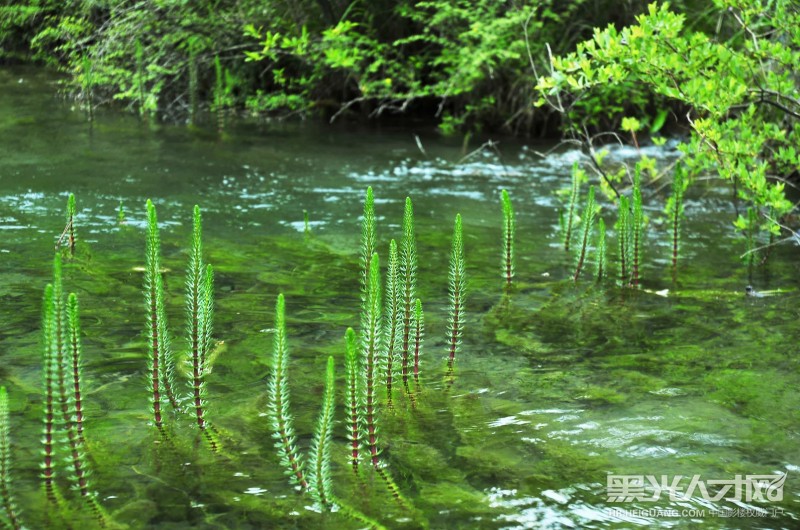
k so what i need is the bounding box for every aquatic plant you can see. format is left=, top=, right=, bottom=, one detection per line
left=383, top=239, right=401, bottom=407
left=501, top=190, right=515, bottom=290
left=666, top=163, right=686, bottom=281
left=616, top=195, right=631, bottom=285
left=631, top=165, right=644, bottom=287
left=185, top=205, right=216, bottom=449
left=308, top=356, right=336, bottom=508
left=41, top=283, right=59, bottom=504
left=595, top=218, right=607, bottom=281
left=144, top=200, right=178, bottom=433
left=117, top=200, right=125, bottom=225
left=303, top=209, right=310, bottom=238
left=412, top=298, right=424, bottom=388
left=266, top=294, right=308, bottom=490
left=361, top=253, right=383, bottom=467
left=399, top=197, right=417, bottom=397
left=573, top=185, right=596, bottom=282
left=56, top=193, right=77, bottom=256
left=360, top=187, right=377, bottom=300
left=0, top=387, right=24, bottom=530
left=51, top=257, right=92, bottom=513
left=344, top=327, right=362, bottom=473
left=446, top=214, right=465, bottom=377
left=563, top=163, right=582, bottom=251
left=64, top=294, right=107, bottom=526
left=65, top=293, right=86, bottom=445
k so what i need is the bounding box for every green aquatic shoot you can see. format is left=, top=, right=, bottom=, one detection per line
left=412, top=298, right=424, bottom=388
left=303, top=209, right=310, bottom=238
left=66, top=293, right=86, bottom=446
left=564, top=163, right=582, bottom=251
left=361, top=253, right=383, bottom=467
left=117, top=200, right=125, bottom=225
left=1, top=387, right=24, bottom=530
left=360, top=187, right=376, bottom=300
left=617, top=195, right=631, bottom=285
left=344, top=327, right=362, bottom=473
left=501, top=190, right=514, bottom=290
left=399, top=197, right=417, bottom=397
left=384, top=239, right=401, bottom=407
left=573, top=185, right=596, bottom=282
left=185, top=205, right=216, bottom=449
left=41, top=283, right=58, bottom=503
left=631, top=165, right=644, bottom=287
left=267, top=294, right=307, bottom=491
left=666, top=163, right=686, bottom=281
left=595, top=218, right=607, bottom=281
left=144, top=200, right=176, bottom=432
left=66, top=193, right=76, bottom=257
left=446, top=214, right=465, bottom=377
left=308, top=356, right=336, bottom=509
left=65, top=294, right=107, bottom=526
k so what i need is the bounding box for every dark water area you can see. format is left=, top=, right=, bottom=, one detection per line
left=0, top=65, right=798, bottom=529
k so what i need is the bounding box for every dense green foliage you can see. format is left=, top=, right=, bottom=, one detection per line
left=0, top=0, right=708, bottom=132
left=538, top=0, right=800, bottom=250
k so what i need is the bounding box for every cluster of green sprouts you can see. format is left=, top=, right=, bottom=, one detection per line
left=144, top=201, right=218, bottom=449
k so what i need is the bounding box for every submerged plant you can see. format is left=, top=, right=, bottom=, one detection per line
left=666, top=163, right=686, bottom=281
left=399, top=197, right=417, bottom=397
left=573, top=186, right=596, bottom=282
left=501, top=190, right=514, bottom=290
left=564, top=163, right=582, bottom=251
left=344, top=327, right=362, bottom=473
left=360, top=187, right=377, bottom=299
left=446, top=214, right=465, bottom=377
left=617, top=195, right=631, bottom=285
left=631, top=165, right=644, bottom=287
left=144, top=200, right=178, bottom=433
left=56, top=194, right=77, bottom=256
left=1, top=387, right=24, bottom=530
left=308, top=356, right=336, bottom=508
left=383, top=239, right=401, bottom=407
left=64, top=294, right=107, bottom=526
left=41, top=283, right=59, bottom=504
left=267, top=294, right=307, bottom=490
left=361, top=253, right=383, bottom=467
left=412, top=298, right=424, bottom=388
left=185, top=205, right=216, bottom=449
left=595, top=218, right=607, bottom=281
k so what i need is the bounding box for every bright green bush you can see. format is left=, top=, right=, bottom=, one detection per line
left=536, top=1, right=799, bottom=240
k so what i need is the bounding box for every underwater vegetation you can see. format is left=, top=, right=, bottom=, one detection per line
left=1, top=168, right=796, bottom=529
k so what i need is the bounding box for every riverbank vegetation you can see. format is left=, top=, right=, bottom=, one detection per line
left=0, top=0, right=709, bottom=133
left=1, top=1, right=798, bottom=257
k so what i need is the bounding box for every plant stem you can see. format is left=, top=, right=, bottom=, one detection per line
left=595, top=218, right=606, bottom=282
left=573, top=185, right=596, bottom=282
left=617, top=195, right=630, bottom=285
left=308, top=356, right=336, bottom=508
left=501, top=190, right=514, bottom=290
left=344, top=328, right=362, bottom=473
left=564, top=163, right=581, bottom=251
left=1, top=387, right=24, bottom=530
left=267, top=294, right=307, bottom=490
left=362, top=253, right=383, bottom=467
left=631, top=165, right=643, bottom=287
left=446, top=214, right=465, bottom=377
left=384, top=239, right=400, bottom=407
left=399, top=198, right=417, bottom=397
left=412, top=298, right=423, bottom=389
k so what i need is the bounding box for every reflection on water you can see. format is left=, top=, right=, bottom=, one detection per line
left=0, top=66, right=798, bottom=529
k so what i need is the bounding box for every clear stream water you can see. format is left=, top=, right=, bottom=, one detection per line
left=0, top=66, right=798, bottom=529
